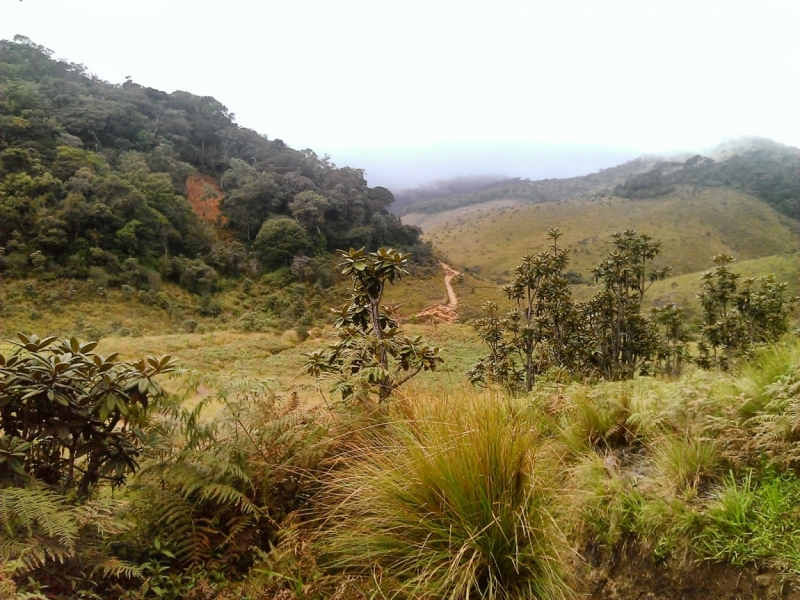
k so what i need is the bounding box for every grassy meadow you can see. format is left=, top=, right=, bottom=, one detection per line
left=9, top=338, right=799, bottom=599
left=3, top=186, right=800, bottom=599
left=407, top=187, right=799, bottom=284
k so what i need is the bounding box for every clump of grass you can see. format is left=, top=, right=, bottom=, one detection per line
left=650, top=435, right=721, bottom=495
left=726, top=340, right=800, bottom=419
left=558, top=385, right=634, bottom=455
left=696, top=471, right=800, bottom=574
left=316, top=392, right=572, bottom=600
left=569, top=452, right=645, bottom=549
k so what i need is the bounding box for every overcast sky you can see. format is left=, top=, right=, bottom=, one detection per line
left=3, top=0, right=800, bottom=188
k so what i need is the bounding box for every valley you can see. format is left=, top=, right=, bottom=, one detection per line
left=2, top=35, right=800, bottom=600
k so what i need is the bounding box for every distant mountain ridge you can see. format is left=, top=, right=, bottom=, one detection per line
left=399, top=138, right=800, bottom=220
left=397, top=156, right=657, bottom=215
left=390, top=175, right=512, bottom=214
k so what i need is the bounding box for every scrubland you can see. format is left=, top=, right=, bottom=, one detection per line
left=8, top=337, right=800, bottom=598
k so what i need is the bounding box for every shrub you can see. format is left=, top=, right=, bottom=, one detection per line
left=254, top=218, right=308, bottom=269
left=0, top=334, right=175, bottom=496
left=177, top=258, right=219, bottom=295
left=316, top=393, right=572, bottom=600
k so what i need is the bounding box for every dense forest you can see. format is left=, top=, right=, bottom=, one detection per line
left=0, top=36, right=427, bottom=289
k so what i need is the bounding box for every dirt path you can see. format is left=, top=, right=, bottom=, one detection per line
left=416, top=263, right=460, bottom=323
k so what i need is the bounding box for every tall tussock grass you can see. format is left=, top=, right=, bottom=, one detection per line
left=315, top=392, right=572, bottom=600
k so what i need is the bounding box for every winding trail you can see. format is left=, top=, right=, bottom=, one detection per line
left=416, top=262, right=460, bottom=323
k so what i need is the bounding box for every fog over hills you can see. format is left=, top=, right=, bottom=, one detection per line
left=395, top=137, right=800, bottom=218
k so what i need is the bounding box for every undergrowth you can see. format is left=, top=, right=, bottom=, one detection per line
left=3, top=338, right=800, bottom=598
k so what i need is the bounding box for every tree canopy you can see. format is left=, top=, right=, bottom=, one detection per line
left=0, top=36, right=428, bottom=288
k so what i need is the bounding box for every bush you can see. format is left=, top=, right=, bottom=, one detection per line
left=177, top=258, right=219, bottom=295
left=254, top=218, right=308, bottom=269
left=0, top=334, right=175, bottom=496
left=316, top=393, right=572, bottom=600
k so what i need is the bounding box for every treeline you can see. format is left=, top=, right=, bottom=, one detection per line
left=397, top=157, right=651, bottom=215
left=0, top=36, right=427, bottom=290
left=615, top=141, right=800, bottom=219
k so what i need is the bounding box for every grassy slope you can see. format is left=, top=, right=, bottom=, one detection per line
left=407, top=186, right=799, bottom=284
left=0, top=273, right=485, bottom=405
left=644, top=253, right=800, bottom=321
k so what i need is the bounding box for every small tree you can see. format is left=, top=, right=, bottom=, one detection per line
left=0, top=334, right=175, bottom=497
left=586, top=230, right=670, bottom=379
left=467, top=301, right=524, bottom=392
left=469, top=230, right=587, bottom=393
left=650, top=303, right=691, bottom=377
left=304, top=248, right=442, bottom=403
left=697, top=254, right=797, bottom=369
left=469, top=229, right=583, bottom=393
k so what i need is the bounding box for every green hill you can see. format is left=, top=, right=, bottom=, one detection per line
left=0, top=37, right=427, bottom=291
left=411, top=187, right=799, bottom=285
left=399, top=137, right=800, bottom=221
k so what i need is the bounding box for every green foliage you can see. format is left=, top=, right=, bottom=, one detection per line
left=615, top=142, right=800, bottom=219
left=304, top=248, right=443, bottom=402
left=470, top=230, right=670, bottom=390
left=587, top=230, right=670, bottom=379
left=696, top=472, right=800, bottom=574
left=128, top=378, right=331, bottom=583
left=697, top=254, right=798, bottom=369
left=316, top=393, right=572, bottom=600
left=0, top=333, right=175, bottom=496
left=469, top=229, right=585, bottom=393
left=254, top=218, right=308, bottom=269
left=0, top=37, right=427, bottom=290
left=650, top=303, right=691, bottom=377
left=0, top=478, right=135, bottom=598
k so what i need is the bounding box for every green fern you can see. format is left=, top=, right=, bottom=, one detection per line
left=0, top=483, right=78, bottom=571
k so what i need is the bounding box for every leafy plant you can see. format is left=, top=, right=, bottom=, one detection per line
left=469, top=229, right=583, bottom=393
left=0, top=334, right=175, bottom=496
left=697, top=254, right=798, bottom=369
left=304, top=247, right=443, bottom=403
left=586, top=230, right=669, bottom=380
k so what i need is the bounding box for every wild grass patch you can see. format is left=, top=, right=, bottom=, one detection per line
left=316, top=392, right=572, bottom=600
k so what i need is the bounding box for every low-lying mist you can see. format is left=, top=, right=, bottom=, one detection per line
left=327, top=142, right=642, bottom=193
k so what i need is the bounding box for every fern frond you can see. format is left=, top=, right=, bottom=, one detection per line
left=92, top=557, right=143, bottom=579
left=0, top=484, right=79, bottom=565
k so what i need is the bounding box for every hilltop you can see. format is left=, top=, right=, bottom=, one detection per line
left=400, top=137, right=799, bottom=220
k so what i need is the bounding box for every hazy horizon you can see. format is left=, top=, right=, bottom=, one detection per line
left=329, top=142, right=644, bottom=190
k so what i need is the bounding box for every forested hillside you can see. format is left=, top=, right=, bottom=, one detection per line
left=0, top=36, right=426, bottom=289
left=614, top=140, right=800, bottom=218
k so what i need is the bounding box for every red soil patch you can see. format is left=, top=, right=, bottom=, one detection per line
left=186, top=174, right=225, bottom=226
left=416, top=263, right=461, bottom=323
